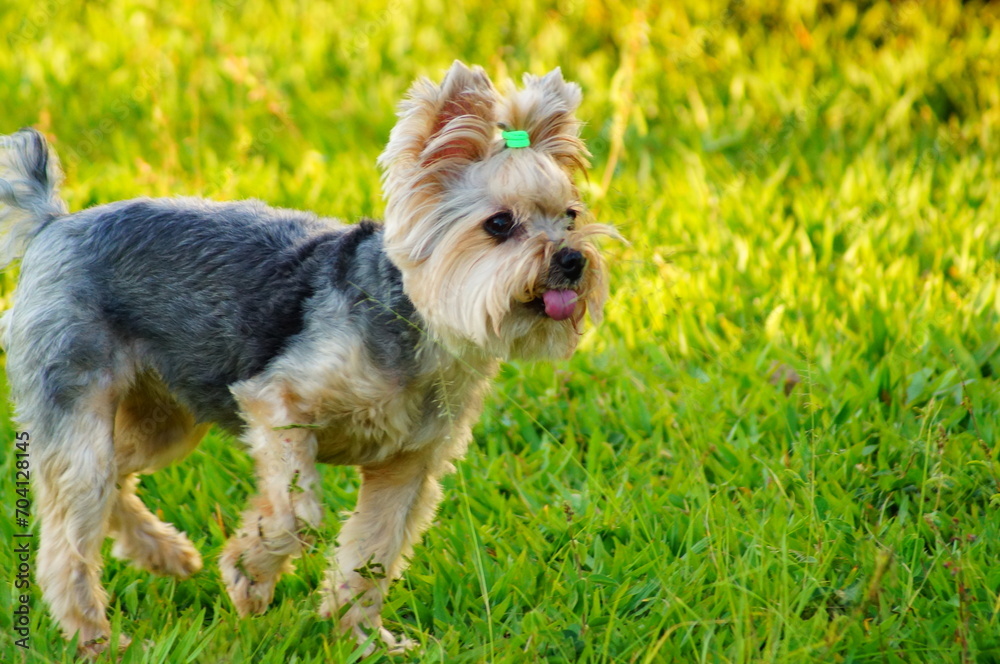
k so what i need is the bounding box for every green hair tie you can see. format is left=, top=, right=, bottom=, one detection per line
left=501, top=130, right=530, bottom=148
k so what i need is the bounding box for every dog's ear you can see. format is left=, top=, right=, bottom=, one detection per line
left=500, top=67, right=589, bottom=173
left=379, top=61, right=498, bottom=265
left=380, top=60, right=497, bottom=183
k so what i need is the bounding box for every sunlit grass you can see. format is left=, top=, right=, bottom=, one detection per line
left=1, top=0, right=999, bottom=662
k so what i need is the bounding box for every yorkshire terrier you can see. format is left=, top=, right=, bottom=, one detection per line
left=0, top=61, right=614, bottom=656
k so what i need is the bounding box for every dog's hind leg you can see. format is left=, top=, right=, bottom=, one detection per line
left=109, top=374, right=208, bottom=577
left=34, top=393, right=123, bottom=655
left=108, top=474, right=204, bottom=578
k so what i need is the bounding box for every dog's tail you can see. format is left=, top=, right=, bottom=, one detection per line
left=0, top=128, right=68, bottom=269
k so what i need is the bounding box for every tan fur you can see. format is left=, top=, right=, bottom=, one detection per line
left=33, top=373, right=211, bottom=656
left=219, top=380, right=324, bottom=616
left=35, top=391, right=118, bottom=655
left=108, top=475, right=203, bottom=578
left=318, top=446, right=451, bottom=654
left=378, top=62, right=617, bottom=361
left=113, top=371, right=208, bottom=475
left=110, top=373, right=207, bottom=579
left=222, top=322, right=494, bottom=653
left=25, top=61, right=614, bottom=657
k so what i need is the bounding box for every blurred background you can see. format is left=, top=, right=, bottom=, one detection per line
left=1, top=1, right=999, bottom=662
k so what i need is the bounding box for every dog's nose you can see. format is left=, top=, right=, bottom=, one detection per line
left=553, top=247, right=586, bottom=282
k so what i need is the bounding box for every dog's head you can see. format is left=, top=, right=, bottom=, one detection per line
left=378, top=61, right=615, bottom=359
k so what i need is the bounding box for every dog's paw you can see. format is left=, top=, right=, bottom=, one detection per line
left=343, top=625, right=417, bottom=658
left=380, top=627, right=418, bottom=655
left=224, top=567, right=277, bottom=616
left=319, top=601, right=417, bottom=657
left=317, top=578, right=351, bottom=620
left=112, top=526, right=202, bottom=578
left=163, top=534, right=204, bottom=578
left=318, top=575, right=416, bottom=656
left=78, top=632, right=133, bottom=659
left=219, top=551, right=276, bottom=616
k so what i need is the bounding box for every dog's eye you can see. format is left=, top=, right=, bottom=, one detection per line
left=483, top=212, right=516, bottom=239
left=566, top=208, right=578, bottom=229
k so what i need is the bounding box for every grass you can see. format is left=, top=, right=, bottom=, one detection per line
left=1, top=0, right=999, bottom=662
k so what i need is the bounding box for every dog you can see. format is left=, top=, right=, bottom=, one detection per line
left=0, top=61, right=614, bottom=656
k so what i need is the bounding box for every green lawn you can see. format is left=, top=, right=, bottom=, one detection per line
left=2, top=0, right=1000, bottom=662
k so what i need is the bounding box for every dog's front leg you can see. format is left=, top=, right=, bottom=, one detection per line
left=221, top=386, right=323, bottom=615
left=319, top=447, right=447, bottom=654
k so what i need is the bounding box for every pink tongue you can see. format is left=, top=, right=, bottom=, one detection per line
left=542, top=290, right=578, bottom=321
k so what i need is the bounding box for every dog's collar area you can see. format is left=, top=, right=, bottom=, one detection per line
left=501, top=130, right=530, bottom=148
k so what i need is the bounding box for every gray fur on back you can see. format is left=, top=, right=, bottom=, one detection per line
left=3, top=188, right=420, bottom=435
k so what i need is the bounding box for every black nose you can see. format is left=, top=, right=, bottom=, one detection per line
left=553, top=247, right=586, bottom=282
